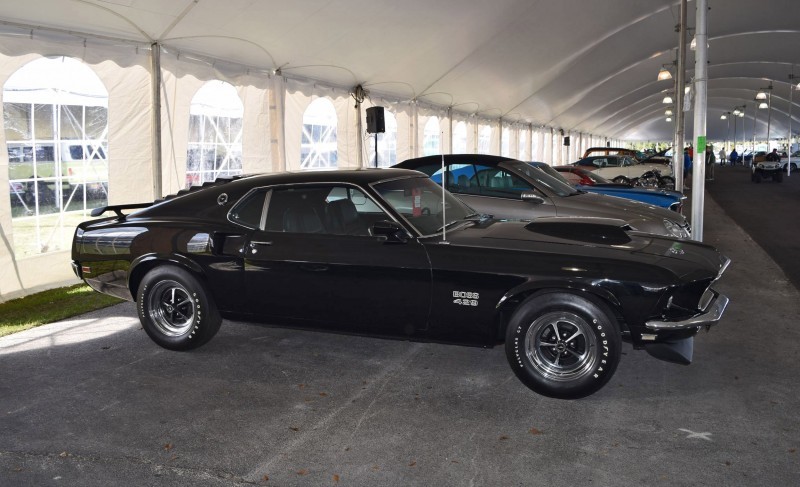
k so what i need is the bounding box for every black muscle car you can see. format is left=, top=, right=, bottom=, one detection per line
left=72, top=168, right=730, bottom=399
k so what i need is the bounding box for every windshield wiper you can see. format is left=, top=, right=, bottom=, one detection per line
left=436, top=213, right=491, bottom=232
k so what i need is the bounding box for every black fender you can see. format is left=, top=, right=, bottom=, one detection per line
left=128, top=252, right=207, bottom=301
left=493, top=280, right=626, bottom=340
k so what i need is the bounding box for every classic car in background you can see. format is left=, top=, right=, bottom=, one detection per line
left=781, top=151, right=799, bottom=172
left=582, top=146, right=647, bottom=161
left=551, top=164, right=685, bottom=212
left=572, top=154, right=674, bottom=188
left=394, top=154, right=690, bottom=238
left=7, top=142, right=108, bottom=205
left=73, top=168, right=729, bottom=399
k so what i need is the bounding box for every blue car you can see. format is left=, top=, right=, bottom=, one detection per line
left=534, top=162, right=685, bottom=213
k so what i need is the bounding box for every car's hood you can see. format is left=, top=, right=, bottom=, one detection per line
left=435, top=218, right=725, bottom=280
left=579, top=184, right=682, bottom=202
left=553, top=191, right=685, bottom=226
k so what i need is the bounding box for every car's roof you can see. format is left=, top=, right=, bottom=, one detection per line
left=228, top=167, right=425, bottom=188
left=395, top=154, right=515, bottom=169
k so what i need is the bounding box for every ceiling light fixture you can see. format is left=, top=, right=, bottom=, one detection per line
left=665, top=109, right=673, bottom=116
left=755, top=90, right=767, bottom=100
left=657, top=66, right=673, bottom=81
left=666, top=117, right=673, bottom=122
left=720, top=113, right=727, bottom=120
left=663, top=95, right=673, bottom=104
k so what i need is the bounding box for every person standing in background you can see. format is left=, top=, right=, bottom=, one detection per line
left=719, top=147, right=727, bottom=166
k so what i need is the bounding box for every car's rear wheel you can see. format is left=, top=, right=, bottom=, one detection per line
left=505, top=292, right=621, bottom=399
left=138, top=266, right=221, bottom=350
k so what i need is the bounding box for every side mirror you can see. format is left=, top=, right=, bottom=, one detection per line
left=371, top=220, right=409, bottom=243
left=520, top=191, right=545, bottom=205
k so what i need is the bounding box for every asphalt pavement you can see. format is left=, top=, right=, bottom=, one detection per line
left=1, top=178, right=799, bottom=486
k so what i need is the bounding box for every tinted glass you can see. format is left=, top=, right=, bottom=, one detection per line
left=372, top=176, right=472, bottom=236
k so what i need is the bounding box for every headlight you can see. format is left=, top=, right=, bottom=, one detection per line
left=664, top=219, right=690, bottom=238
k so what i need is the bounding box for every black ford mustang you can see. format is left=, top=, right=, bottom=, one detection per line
left=72, top=168, right=730, bottom=399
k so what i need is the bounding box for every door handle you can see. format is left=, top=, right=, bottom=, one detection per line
left=248, top=241, right=272, bottom=254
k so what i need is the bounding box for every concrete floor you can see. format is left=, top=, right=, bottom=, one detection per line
left=1, top=172, right=799, bottom=486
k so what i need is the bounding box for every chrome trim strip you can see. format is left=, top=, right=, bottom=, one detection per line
left=646, top=291, right=729, bottom=331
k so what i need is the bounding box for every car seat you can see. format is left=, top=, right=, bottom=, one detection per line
left=325, top=198, right=369, bottom=235
left=283, top=202, right=325, bottom=233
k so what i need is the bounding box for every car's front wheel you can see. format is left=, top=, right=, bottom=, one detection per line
left=137, top=266, right=221, bottom=350
left=505, top=292, right=621, bottom=399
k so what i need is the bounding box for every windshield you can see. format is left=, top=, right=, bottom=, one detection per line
left=372, top=176, right=475, bottom=236
left=506, top=161, right=579, bottom=197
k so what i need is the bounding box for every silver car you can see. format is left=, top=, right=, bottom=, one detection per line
left=394, top=154, right=691, bottom=238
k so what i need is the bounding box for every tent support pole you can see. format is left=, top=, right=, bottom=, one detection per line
left=150, top=42, right=163, bottom=198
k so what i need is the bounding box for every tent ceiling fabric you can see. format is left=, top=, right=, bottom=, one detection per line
left=1, top=0, right=799, bottom=142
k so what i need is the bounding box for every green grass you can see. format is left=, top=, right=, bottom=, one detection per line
left=0, top=284, right=123, bottom=338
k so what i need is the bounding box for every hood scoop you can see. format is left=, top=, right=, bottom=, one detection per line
left=524, top=217, right=633, bottom=245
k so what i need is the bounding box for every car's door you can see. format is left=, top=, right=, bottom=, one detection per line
left=233, top=183, right=432, bottom=335
left=461, top=163, right=556, bottom=220
left=426, top=163, right=555, bottom=221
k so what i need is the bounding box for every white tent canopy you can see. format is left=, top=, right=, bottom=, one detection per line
left=2, top=0, right=798, bottom=141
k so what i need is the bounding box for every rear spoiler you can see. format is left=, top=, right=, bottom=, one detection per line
left=90, top=203, right=152, bottom=218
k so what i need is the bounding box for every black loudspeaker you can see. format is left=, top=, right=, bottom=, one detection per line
left=563, top=136, right=571, bottom=146
left=366, top=106, right=385, bottom=134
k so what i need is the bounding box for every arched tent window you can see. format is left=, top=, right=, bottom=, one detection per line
left=301, top=98, right=338, bottom=169
left=478, top=125, right=491, bottom=154
left=453, top=121, right=467, bottom=153
left=3, top=56, right=108, bottom=257
left=422, top=117, right=440, bottom=156
left=186, top=81, right=243, bottom=187
left=367, top=109, right=397, bottom=168
left=501, top=127, right=511, bottom=157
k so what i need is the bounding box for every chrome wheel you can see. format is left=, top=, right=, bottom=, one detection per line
left=147, top=280, right=196, bottom=337
left=524, top=311, right=597, bottom=382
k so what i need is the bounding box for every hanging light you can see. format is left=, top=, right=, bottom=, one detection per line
left=758, top=101, right=768, bottom=109
left=738, top=111, right=745, bottom=118
left=665, top=109, right=673, bottom=116
left=720, top=113, right=727, bottom=120
left=662, top=95, right=673, bottom=104
left=755, top=90, right=768, bottom=100
left=657, top=66, right=673, bottom=81
left=733, top=108, right=741, bottom=116
left=666, top=117, right=673, bottom=122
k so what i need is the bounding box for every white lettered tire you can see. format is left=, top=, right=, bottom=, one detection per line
left=505, top=292, right=621, bottom=399
left=137, top=266, right=221, bottom=351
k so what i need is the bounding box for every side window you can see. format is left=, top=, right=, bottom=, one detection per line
left=474, top=164, right=532, bottom=199
left=430, top=164, right=479, bottom=195
left=263, top=185, right=384, bottom=236
left=230, top=189, right=269, bottom=229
